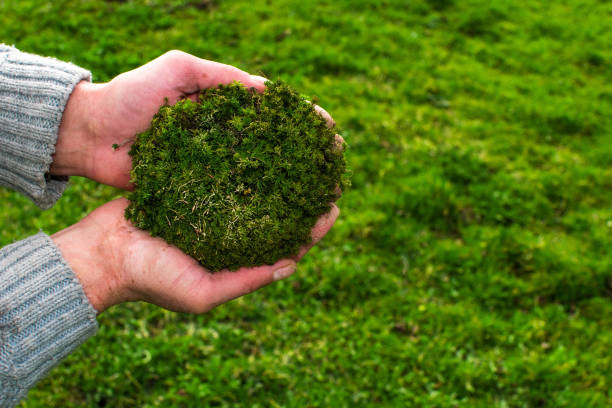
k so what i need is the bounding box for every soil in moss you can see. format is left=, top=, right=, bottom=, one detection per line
left=125, top=81, right=347, bottom=271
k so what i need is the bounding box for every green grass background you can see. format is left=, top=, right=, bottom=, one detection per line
left=1, top=0, right=611, bottom=406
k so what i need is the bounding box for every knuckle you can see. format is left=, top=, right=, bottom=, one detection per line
left=162, top=49, right=189, bottom=65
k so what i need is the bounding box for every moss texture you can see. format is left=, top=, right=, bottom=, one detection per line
left=125, top=81, right=347, bottom=271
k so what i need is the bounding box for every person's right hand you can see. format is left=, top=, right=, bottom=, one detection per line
left=50, top=198, right=339, bottom=313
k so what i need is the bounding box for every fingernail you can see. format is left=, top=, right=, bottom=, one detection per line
left=273, top=261, right=296, bottom=281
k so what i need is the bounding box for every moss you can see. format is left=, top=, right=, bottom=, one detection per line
left=125, top=81, right=348, bottom=271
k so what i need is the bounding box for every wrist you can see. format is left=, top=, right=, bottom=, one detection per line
left=51, top=217, right=129, bottom=313
left=51, top=81, right=101, bottom=178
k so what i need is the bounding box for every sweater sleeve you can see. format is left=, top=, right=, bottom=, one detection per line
left=0, top=233, right=98, bottom=407
left=0, top=44, right=91, bottom=209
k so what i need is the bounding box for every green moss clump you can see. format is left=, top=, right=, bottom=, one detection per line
left=125, top=81, right=347, bottom=271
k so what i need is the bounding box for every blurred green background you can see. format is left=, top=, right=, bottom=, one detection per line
left=1, top=0, right=611, bottom=406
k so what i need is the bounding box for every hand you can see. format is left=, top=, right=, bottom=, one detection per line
left=52, top=50, right=341, bottom=188
left=51, top=50, right=269, bottom=189
left=50, top=50, right=343, bottom=313
left=51, top=198, right=339, bottom=313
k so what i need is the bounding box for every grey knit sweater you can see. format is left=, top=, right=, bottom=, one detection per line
left=0, top=45, right=98, bottom=407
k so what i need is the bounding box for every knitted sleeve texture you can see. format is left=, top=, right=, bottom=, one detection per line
left=0, top=44, right=91, bottom=209
left=0, top=233, right=98, bottom=407
left=0, top=45, right=98, bottom=407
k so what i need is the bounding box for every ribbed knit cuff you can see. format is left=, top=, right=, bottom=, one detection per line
left=0, top=44, right=91, bottom=209
left=0, top=232, right=98, bottom=407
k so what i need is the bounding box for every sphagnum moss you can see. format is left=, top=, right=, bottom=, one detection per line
left=125, top=81, right=347, bottom=271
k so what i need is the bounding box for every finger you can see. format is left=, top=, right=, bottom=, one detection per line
left=295, top=203, right=340, bottom=260
left=249, top=75, right=269, bottom=93
left=334, top=184, right=342, bottom=198
left=181, top=54, right=267, bottom=93
left=314, top=104, right=336, bottom=128
left=184, top=92, right=199, bottom=103
left=332, top=135, right=345, bottom=197
left=201, top=203, right=339, bottom=308
left=182, top=76, right=267, bottom=104
left=334, top=133, right=345, bottom=151
left=206, top=258, right=297, bottom=307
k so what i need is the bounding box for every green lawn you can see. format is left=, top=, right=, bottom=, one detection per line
left=1, top=0, right=610, bottom=406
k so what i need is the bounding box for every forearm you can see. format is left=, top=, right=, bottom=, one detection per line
left=0, top=45, right=99, bottom=407
left=0, top=233, right=98, bottom=407
left=0, top=44, right=91, bottom=209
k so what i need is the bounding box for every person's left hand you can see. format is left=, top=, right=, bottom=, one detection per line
left=50, top=50, right=269, bottom=189
left=51, top=198, right=339, bottom=313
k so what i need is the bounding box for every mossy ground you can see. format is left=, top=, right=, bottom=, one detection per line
left=126, top=81, right=346, bottom=271
left=1, top=0, right=610, bottom=406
